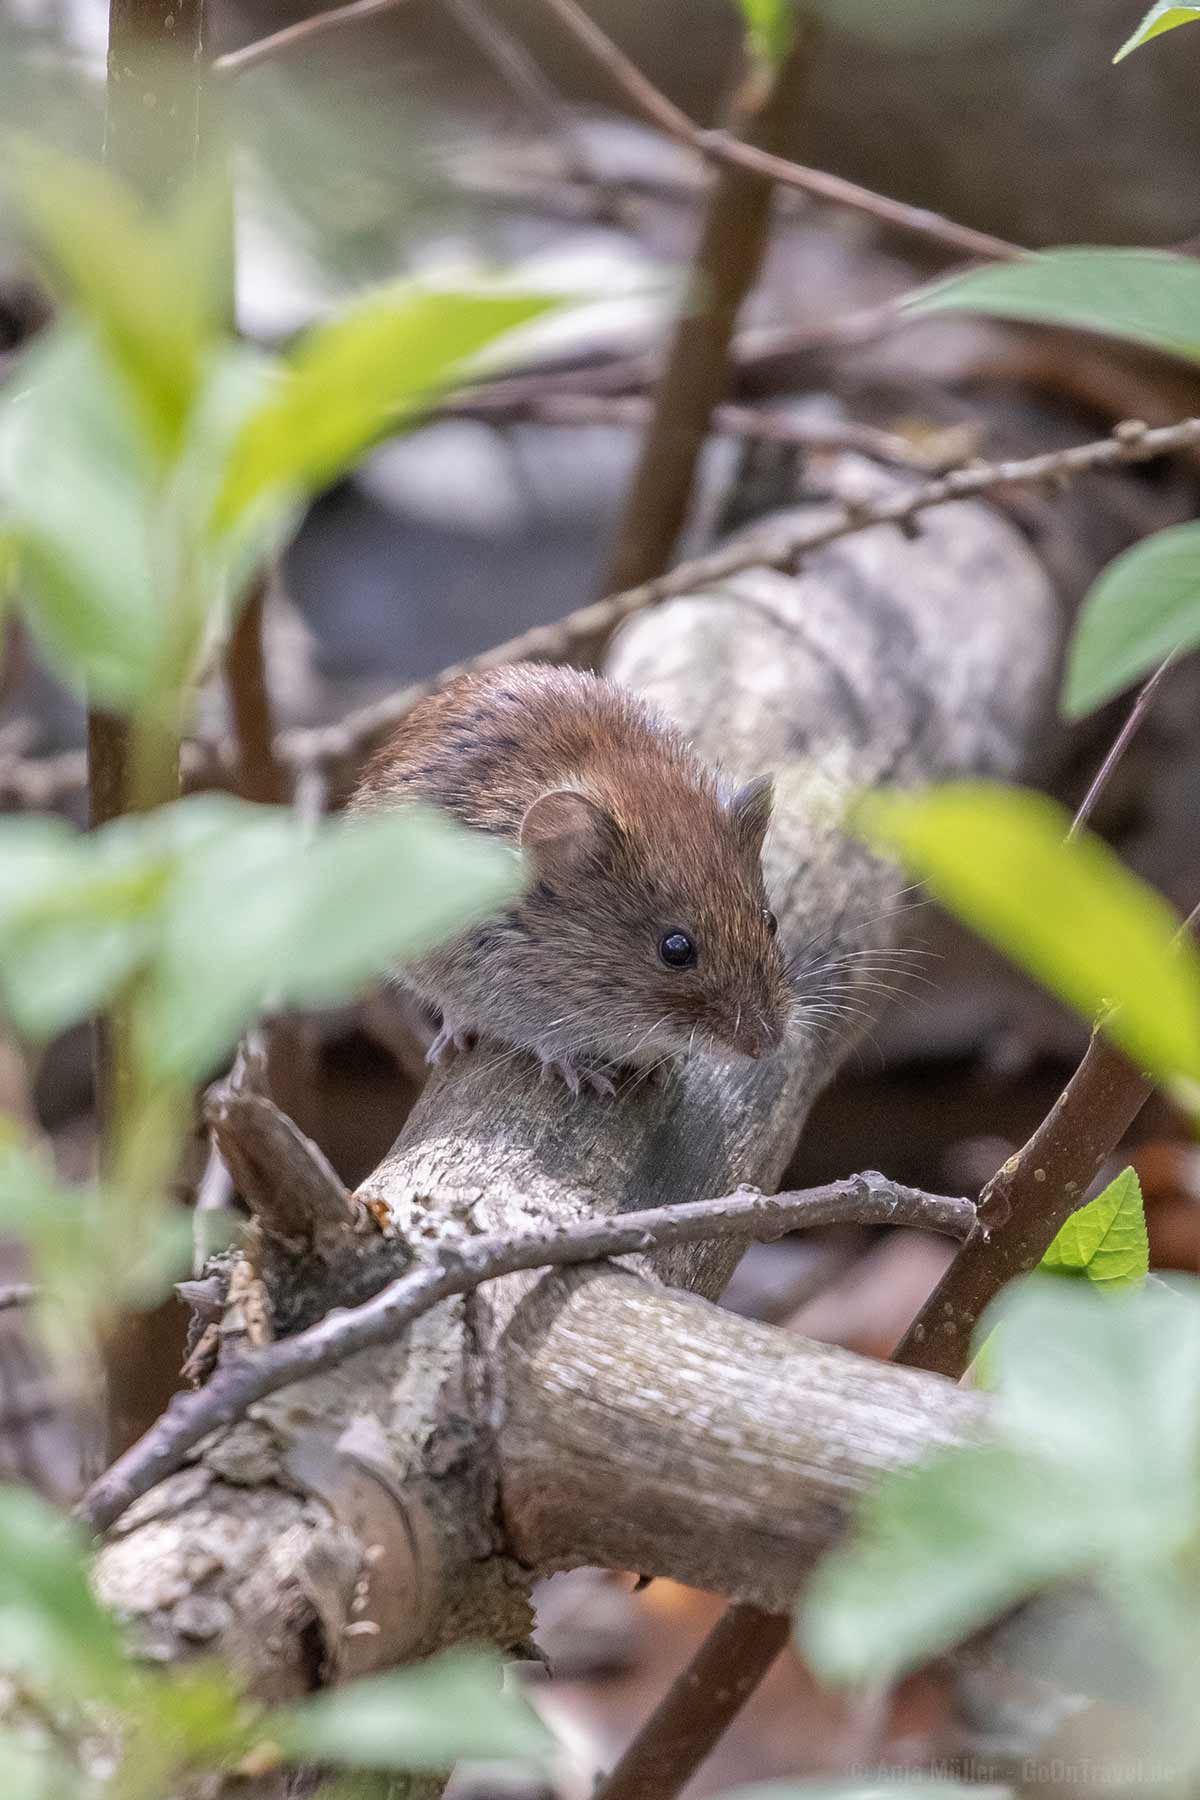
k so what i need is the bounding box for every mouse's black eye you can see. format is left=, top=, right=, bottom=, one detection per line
left=764, top=909, right=779, bottom=937
left=659, top=929, right=697, bottom=969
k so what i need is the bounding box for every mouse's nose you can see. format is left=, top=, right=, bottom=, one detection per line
left=732, top=1009, right=785, bottom=1061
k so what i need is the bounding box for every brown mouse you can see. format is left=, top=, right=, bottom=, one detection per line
left=351, top=663, right=792, bottom=1094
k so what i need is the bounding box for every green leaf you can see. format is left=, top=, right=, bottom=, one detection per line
left=1114, top=3, right=1200, bottom=61
left=857, top=783, right=1200, bottom=1089
left=1063, top=521, right=1200, bottom=718
left=143, top=796, right=524, bottom=1080
left=212, top=289, right=555, bottom=532
left=5, top=144, right=226, bottom=458
left=274, top=1651, right=553, bottom=1772
left=1, top=327, right=281, bottom=712
left=0, top=814, right=168, bottom=1040
left=801, top=1441, right=1085, bottom=1684
left=0, top=1138, right=190, bottom=1332
left=0, top=1487, right=128, bottom=1698
left=120, top=1663, right=262, bottom=1787
left=0, top=795, right=521, bottom=1081
left=905, top=250, right=1200, bottom=364
left=1042, top=1167, right=1149, bottom=1288
left=803, top=1278, right=1200, bottom=1686
left=736, top=0, right=798, bottom=64
left=970, top=1168, right=1148, bottom=1384
left=1, top=328, right=163, bottom=707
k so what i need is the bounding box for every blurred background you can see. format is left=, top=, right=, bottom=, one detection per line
left=4, top=0, right=1200, bottom=1789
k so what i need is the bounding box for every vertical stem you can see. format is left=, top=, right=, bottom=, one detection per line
left=598, top=26, right=815, bottom=595
left=223, top=575, right=287, bottom=802
left=105, top=0, right=208, bottom=208
left=96, top=0, right=209, bottom=1461
left=91, top=0, right=207, bottom=830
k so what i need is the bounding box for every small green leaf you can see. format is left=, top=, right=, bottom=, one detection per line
left=1042, top=1167, right=1149, bottom=1288
left=736, top=0, right=798, bottom=64
left=274, top=1651, right=553, bottom=1773
left=1114, top=3, right=1200, bottom=61
left=1063, top=522, right=1200, bottom=718
left=0, top=1487, right=128, bottom=1698
left=969, top=1168, right=1148, bottom=1384
left=858, top=783, right=1200, bottom=1090
left=5, top=143, right=225, bottom=458
left=212, top=289, right=555, bottom=532
left=905, top=250, right=1200, bottom=364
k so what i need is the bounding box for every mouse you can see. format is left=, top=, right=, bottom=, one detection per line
left=350, top=662, right=792, bottom=1095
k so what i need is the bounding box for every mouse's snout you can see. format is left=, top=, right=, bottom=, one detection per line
left=730, top=1011, right=785, bottom=1061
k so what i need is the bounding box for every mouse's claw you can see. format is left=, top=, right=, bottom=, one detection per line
left=537, top=1053, right=616, bottom=1099
left=426, top=1017, right=476, bottom=1065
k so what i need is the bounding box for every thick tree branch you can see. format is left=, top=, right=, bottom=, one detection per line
left=80, top=1176, right=973, bottom=1535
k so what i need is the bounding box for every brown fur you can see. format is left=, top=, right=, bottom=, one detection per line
left=352, top=664, right=792, bottom=1079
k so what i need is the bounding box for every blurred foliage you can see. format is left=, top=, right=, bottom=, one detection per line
left=0, top=135, right=540, bottom=1397
left=858, top=783, right=1200, bottom=1102
left=1115, top=2, right=1200, bottom=61
left=736, top=0, right=1023, bottom=57
left=802, top=1271, right=1200, bottom=1785
left=0, top=1487, right=551, bottom=1795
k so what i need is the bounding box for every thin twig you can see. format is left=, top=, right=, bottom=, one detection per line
left=437, top=0, right=616, bottom=211
left=534, top=0, right=1024, bottom=265
left=213, top=0, right=415, bottom=75
left=214, top=0, right=1019, bottom=260
left=77, top=1175, right=973, bottom=1534
left=1066, top=652, right=1177, bottom=841
left=9, top=415, right=1200, bottom=817
left=442, top=390, right=949, bottom=471
left=599, top=20, right=816, bottom=592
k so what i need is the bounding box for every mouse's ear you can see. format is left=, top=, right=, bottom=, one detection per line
left=730, top=772, right=774, bottom=854
left=520, top=788, right=617, bottom=880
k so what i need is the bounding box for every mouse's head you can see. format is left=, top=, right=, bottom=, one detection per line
left=518, top=769, right=792, bottom=1069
